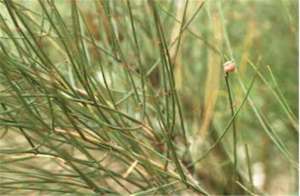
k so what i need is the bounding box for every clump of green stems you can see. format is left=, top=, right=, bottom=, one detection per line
left=0, top=0, right=297, bottom=195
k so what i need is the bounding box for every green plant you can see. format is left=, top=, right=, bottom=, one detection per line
left=0, top=0, right=298, bottom=195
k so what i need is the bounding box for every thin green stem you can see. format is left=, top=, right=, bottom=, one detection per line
left=224, top=72, right=238, bottom=193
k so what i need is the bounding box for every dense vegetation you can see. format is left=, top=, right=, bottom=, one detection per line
left=0, top=0, right=298, bottom=195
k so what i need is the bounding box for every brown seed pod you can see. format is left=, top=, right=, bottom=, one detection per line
left=223, top=61, right=236, bottom=73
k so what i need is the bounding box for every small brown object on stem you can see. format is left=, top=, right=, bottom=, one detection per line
left=224, top=61, right=236, bottom=73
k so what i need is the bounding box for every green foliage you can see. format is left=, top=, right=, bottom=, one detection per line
left=0, top=0, right=298, bottom=195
